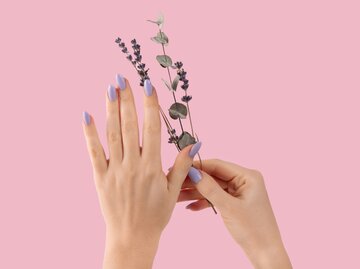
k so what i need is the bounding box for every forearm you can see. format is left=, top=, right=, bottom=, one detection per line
left=103, top=230, right=160, bottom=269
left=246, top=241, right=292, bottom=269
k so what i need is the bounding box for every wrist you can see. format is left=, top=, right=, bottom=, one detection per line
left=103, top=228, right=161, bottom=269
left=247, top=242, right=292, bottom=269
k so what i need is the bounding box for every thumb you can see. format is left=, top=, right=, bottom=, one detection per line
left=188, top=167, right=232, bottom=210
left=167, top=141, right=202, bottom=192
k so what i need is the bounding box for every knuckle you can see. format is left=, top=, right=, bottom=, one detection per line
left=89, top=146, right=100, bottom=160
left=121, top=91, right=132, bottom=102
left=142, top=163, right=159, bottom=179
left=250, top=168, right=264, bottom=182
left=122, top=119, right=138, bottom=134
left=144, top=99, right=158, bottom=108
left=108, top=131, right=121, bottom=144
left=143, top=121, right=161, bottom=135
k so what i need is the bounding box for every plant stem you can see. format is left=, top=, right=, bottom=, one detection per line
left=184, top=89, right=194, bottom=137
left=159, top=29, right=184, bottom=134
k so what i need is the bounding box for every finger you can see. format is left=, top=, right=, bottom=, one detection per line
left=178, top=181, right=229, bottom=202
left=82, top=111, right=107, bottom=175
left=141, top=80, right=161, bottom=166
left=187, top=167, right=233, bottom=210
left=181, top=176, right=228, bottom=190
left=167, top=141, right=202, bottom=193
left=117, top=75, right=140, bottom=161
left=193, top=159, right=249, bottom=182
left=178, top=188, right=204, bottom=202
left=106, top=84, right=123, bottom=163
left=185, top=199, right=211, bottom=211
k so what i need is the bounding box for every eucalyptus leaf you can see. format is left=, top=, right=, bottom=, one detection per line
left=147, top=14, right=164, bottom=29
left=151, top=31, right=169, bottom=45
left=156, top=55, right=172, bottom=68
left=169, top=102, right=187, bottom=119
left=178, top=132, right=196, bottom=150
left=162, top=78, right=172, bottom=91
left=172, top=75, right=180, bottom=91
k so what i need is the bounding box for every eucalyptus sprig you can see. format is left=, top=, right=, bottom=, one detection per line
left=148, top=15, right=197, bottom=151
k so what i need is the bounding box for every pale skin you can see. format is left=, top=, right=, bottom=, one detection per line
left=82, top=76, right=292, bottom=269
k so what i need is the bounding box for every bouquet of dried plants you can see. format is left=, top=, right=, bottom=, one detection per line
left=115, top=14, right=216, bottom=214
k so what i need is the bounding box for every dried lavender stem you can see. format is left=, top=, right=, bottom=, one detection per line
left=184, top=89, right=194, bottom=137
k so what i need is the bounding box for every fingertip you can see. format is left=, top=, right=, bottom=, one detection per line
left=82, top=111, right=91, bottom=126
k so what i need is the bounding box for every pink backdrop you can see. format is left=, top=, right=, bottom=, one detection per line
left=1, top=0, right=359, bottom=268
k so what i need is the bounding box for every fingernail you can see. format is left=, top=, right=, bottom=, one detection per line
left=107, top=84, right=117, bottom=101
left=83, top=111, right=91, bottom=125
left=189, top=141, right=202, bottom=158
left=144, top=79, right=153, bottom=96
left=116, top=74, right=126, bottom=90
left=188, top=167, right=202, bottom=184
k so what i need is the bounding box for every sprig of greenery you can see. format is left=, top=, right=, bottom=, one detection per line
left=148, top=15, right=198, bottom=151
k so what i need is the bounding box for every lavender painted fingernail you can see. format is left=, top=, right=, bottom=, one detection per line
left=189, top=141, right=202, bottom=158
left=83, top=111, right=91, bottom=125
left=116, top=74, right=126, bottom=90
left=107, top=84, right=117, bottom=101
left=144, top=79, right=153, bottom=96
left=188, top=167, right=202, bottom=184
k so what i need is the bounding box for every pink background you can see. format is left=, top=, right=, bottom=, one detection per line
left=1, top=0, right=359, bottom=268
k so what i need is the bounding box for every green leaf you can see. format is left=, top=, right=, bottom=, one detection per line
left=162, top=78, right=172, bottom=91
left=178, top=132, right=196, bottom=150
left=172, top=75, right=180, bottom=91
left=156, top=55, right=172, bottom=68
left=169, top=102, right=187, bottom=119
left=151, top=31, right=169, bottom=45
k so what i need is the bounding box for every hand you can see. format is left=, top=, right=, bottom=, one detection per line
left=177, top=159, right=292, bottom=269
left=82, top=75, right=202, bottom=269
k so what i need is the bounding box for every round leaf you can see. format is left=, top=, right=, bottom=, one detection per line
left=156, top=55, right=172, bottom=68
left=178, top=132, right=196, bottom=150
left=151, top=31, right=169, bottom=45
left=169, top=102, right=187, bottom=119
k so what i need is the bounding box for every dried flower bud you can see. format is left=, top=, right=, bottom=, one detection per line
left=131, top=39, right=137, bottom=44
left=174, top=61, right=183, bottom=69
left=181, top=95, right=192, bottom=102
left=115, top=37, right=121, bottom=43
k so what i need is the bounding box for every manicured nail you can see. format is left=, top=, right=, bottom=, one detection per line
left=116, top=74, right=126, bottom=90
left=83, top=111, right=91, bottom=125
left=188, top=167, right=202, bottom=184
left=189, top=141, right=202, bottom=158
left=144, top=79, right=153, bottom=96
left=107, top=84, right=117, bottom=101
